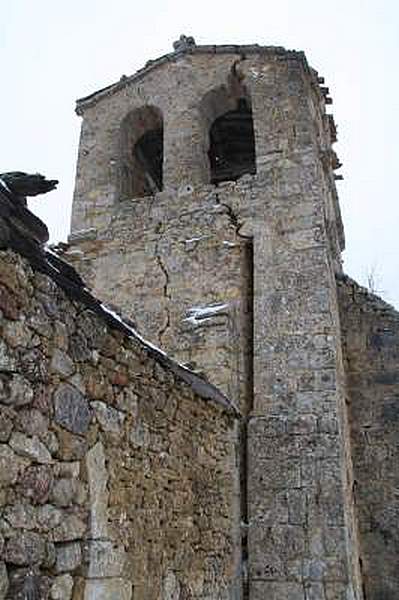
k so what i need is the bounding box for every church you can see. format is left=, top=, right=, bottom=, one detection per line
left=0, top=36, right=398, bottom=599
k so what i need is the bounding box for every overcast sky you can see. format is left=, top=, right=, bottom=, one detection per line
left=1, top=0, right=398, bottom=307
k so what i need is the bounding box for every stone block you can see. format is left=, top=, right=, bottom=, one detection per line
left=53, top=383, right=91, bottom=434
left=91, top=401, right=125, bottom=433
left=16, top=464, right=53, bottom=504
left=83, top=578, right=132, bottom=600
left=0, top=561, right=8, bottom=599
left=251, top=581, right=305, bottom=599
left=9, top=432, right=52, bottom=464
left=50, top=349, right=76, bottom=378
left=55, top=541, right=82, bottom=573
left=86, top=441, right=108, bottom=539
left=50, top=573, right=74, bottom=599
left=86, top=540, right=126, bottom=578
left=5, top=532, right=46, bottom=566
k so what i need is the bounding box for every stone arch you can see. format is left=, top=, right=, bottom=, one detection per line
left=119, top=105, right=163, bottom=199
left=199, top=78, right=256, bottom=184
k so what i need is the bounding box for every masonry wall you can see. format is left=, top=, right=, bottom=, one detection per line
left=338, top=276, right=399, bottom=599
left=0, top=250, right=240, bottom=599
left=67, top=45, right=363, bottom=598
left=66, top=183, right=253, bottom=414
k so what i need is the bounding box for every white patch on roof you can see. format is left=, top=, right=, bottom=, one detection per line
left=0, top=178, right=11, bottom=194
left=94, top=304, right=237, bottom=415
left=99, top=303, right=167, bottom=357
left=45, top=246, right=61, bottom=258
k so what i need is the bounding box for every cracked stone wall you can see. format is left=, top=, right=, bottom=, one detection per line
left=66, top=44, right=366, bottom=598
left=0, top=250, right=240, bottom=599
left=338, top=277, right=399, bottom=599
left=66, top=184, right=253, bottom=414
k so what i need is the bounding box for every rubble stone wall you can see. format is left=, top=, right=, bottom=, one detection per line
left=338, top=277, right=399, bottom=599
left=0, top=250, right=240, bottom=599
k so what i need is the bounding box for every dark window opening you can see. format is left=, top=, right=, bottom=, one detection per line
left=133, top=127, right=163, bottom=195
left=119, top=106, right=163, bottom=200
left=208, top=98, right=256, bottom=185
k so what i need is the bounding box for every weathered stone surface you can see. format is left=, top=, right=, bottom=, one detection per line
left=338, top=278, right=399, bottom=599
left=4, top=503, right=37, bottom=530
left=0, top=561, right=8, bottom=599
left=91, top=401, right=125, bottom=433
left=0, top=375, right=33, bottom=407
left=84, top=578, right=132, bottom=600
left=32, top=385, right=51, bottom=414
left=17, top=464, right=53, bottom=504
left=9, top=432, right=52, bottom=464
left=5, top=532, right=46, bottom=566
left=0, top=406, right=14, bottom=442
left=0, top=245, right=237, bottom=596
left=54, top=321, right=69, bottom=351
left=69, top=333, right=92, bottom=362
left=0, top=445, right=29, bottom=486
left=56, top=429, right=87, bottom=460
left=17, top=408, right=48, bottom=436
left=3, top=320, right=31, bottom=347
left=50, top=573, right=74, bottom=600
left=6, top=568, right=50, bottom=600
left=251, top=581, right=305, bottom=599
left=86, top=541, right=125, bottom=578
left=55, top=542, right=82, bottom=573
left=20, top=348, right=48, bottom=383
left=0, top=283, right=20, bottom=320
left=53, top=383, right=91, bottom=434
left=86, top=442, right=108, bottom=539
left=52, top=514, right=86, bottom=542
left=163, top=571, right=180, bottom=600
left=28, top=303, right=53, bottom=338
left=41, top=430, right=59, bottom=455
left=56, top=461, right=80, bottom=479
left=50, top=349, right=75, bottom=379
left=0, top=340, right=15, bottom=373
left=36, top=504, right=63, bottom=532
left=44, top=540, right=57, bottom=569
left=50, top=478, right=78, bottom=508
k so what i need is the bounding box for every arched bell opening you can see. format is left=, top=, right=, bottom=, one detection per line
left=119, top=106, right=164, bottom=199
left=200, top=78, right=257, bottom=185
left=208, top=97, right=256, bottom=184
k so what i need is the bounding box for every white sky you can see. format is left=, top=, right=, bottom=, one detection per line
left=1, top=0, right=398, bottom=307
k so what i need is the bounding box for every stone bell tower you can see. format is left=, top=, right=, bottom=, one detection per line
left=67, top=36, right=363, bottom=599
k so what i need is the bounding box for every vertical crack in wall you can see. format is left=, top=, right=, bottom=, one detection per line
left=154, top=231, right=171, bottom=347
left=155, top=254, right=171, bottom=347
left=214, top=193, right=252, bottom=240
left=240, top=239, right=254, bottom=600
left=213, top=192, right=254, bottom=598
